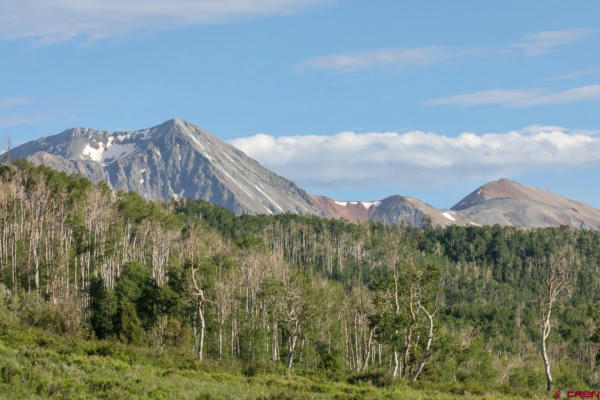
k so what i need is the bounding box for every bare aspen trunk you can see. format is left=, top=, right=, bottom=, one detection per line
left=33, top=243, right=40, bottom=291
left=217, top=326, right=222, bottom=361
left=402, top=325, right=413, bottom=376
left=536, top=248, right=573, bottom=395
left=272, top=321, right=279, bottom=362
left=197, top=303, right=205, bottom=362
left=412, top=306, right=435, bottom=382
left=287, top=333, right=298, bottom=369
left=362, top=328, right=374, bottom=371
left=392, top=351, right=399, bottom=378
left=541, top=311, right=553, bottom=393
left=392, top=259, right=401, bottom=378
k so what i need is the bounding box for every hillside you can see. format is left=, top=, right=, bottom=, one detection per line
left=0, top=160, right=597, bottom=399
left=0, top=321, right=526, bottom=399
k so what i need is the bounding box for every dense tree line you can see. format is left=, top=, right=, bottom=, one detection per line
left=0, top=160, right=599, bottom=396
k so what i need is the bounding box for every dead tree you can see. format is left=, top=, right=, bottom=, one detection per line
left=537, top=245, right=574, bottom=393
left=411, top=284, right=441, bottom=382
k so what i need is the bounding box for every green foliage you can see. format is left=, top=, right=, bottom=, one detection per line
left=20, top=296, right=86, bottom=336
left=116, top=300, right=143, bottom=345
left=315, top=341, right=342, bottom=373
left=507, top=366, right=544, bottom=393
left=164, top=317, right=191, bottom=348
left=0, top=322, right=526, bottom=399
left=115, top=262, right=163, bottom=330
left=346, top=370, right=393, bottom=387
left=90, top=277, right=117, bottom=339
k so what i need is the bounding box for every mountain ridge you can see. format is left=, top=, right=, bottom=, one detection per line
left=9, top=118, right=600, bottom=230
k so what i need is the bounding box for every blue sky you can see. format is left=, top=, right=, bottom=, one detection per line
left=1, top=0, right=600, bottom=208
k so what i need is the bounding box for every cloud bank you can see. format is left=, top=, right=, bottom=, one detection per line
left=229, top=126, right=600, bottom=190
left=427, top=84, right=600, bottom=107
left=0, top=0, right=330, bottom=43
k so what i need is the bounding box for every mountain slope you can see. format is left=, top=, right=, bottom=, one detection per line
left=309, top=195, right=379, bottom=222
left=452, top=178, right=600, bottom=229
left=10, top=119, right=323, bottom=216
left=371, top=195, right=471, bottom=227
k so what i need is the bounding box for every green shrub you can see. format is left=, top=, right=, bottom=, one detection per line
left=20, top=294, right=86, bottom=335
left=346, top=370, right=392, bottom=387
left=555, top=360, right=587, bottom=390
left=117, top=300, right=143, bottom=345
left=1, top=361, right=20, bottom=383
left=315, top=341, right=343, bottom=373
left=242, top=360, right=286, bottom=377
left=507, top=365, right=544, bottom=391
left=90, top=277, right=117, bottom=339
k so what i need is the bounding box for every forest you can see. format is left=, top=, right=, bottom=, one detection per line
left=0, top=159, right=599, bottom=399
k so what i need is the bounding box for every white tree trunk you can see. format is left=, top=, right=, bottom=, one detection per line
left=272, top=321, right=279, bottom=362
left=541, top=311, right=553, bottom=393
left=218, top=327, right=223, bottom=361
left=412, top=305, right=435, bottom=382
left=198, top=304, right=205, bottom=362
left=287, top=333, right=298, bottom=369
left=362, top=329, right=374, bottom=371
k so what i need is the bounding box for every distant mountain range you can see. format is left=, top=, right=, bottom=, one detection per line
left=10, top=118, right=600, bottom=230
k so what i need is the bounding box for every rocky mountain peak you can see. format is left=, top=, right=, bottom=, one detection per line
left=9, top=119, right=324, bottom=217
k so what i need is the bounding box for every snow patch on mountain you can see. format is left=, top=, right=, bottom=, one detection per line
left=442, top=211, right=456, bottom=221
left=362, top=201, right=381, bottom=209
left=82, top=143, right=104, bottom=162
left=333, top=200, right=380, bottom=209
left=80, top=134, right=141, bottom=165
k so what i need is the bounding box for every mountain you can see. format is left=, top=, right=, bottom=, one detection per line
left=370, top=195, right=471, bottom=227
left=9, top=119, right=323, bottom=216
left=311, top=194, right=471, bottom=227
left=10, top=119, right=600, bottom=230
left=452, top=178, right=600, bottom=229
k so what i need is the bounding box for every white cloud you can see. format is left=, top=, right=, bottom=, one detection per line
left=427, top=84, right=600, bottom=107
left=298, top=28, right=597, bottom=73
left=0, top=114, right=45, bottom=128
left=427, top=89, right=544, bottom=107
left=517, top=85, right=600, bottom=106
left=229, top=126, right=600, bottom=190
left=513, top=28, right=598, bottom=56
left=0, top=97, right=33, bottom=108
left=549, top=69, right=598, bottom=81
left=0, top=0, right=331, bottom=43
left=298, top=46, right=451, bottom=72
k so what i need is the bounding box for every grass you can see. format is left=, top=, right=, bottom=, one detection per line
left=0, top=321, right=536, bottom=399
